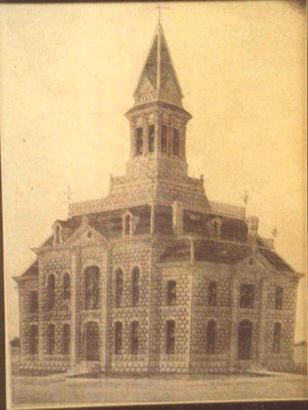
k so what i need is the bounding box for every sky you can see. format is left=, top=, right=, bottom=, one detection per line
left=1, top=1, right=306, bottom=341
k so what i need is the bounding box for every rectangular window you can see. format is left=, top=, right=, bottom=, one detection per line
left=275, top=287, right=283, bottom=310
left=173, top=128, right=180, bottom=156
left=208, top=281, right=217, bottom=306
left=62, top=324, right=70, bottom=355
left=115, top=322, right=122, bottom=354
left=167, top=280, right=176, bottom=305
left=29, top=324, right=38, bottom=354
left=161, top=125, right=168, bottom=153
left=148, top=124, right=155, bottom=153
left=135, top=128, right=143, bottom=155
left=29, top=291, right=38, bottom=313
left=166, top=320, right=176, bottom=354
left=240, top=284, right=255, bottom=308
left=130, top=321, right=139, bottom=354
left=47, top=324, right=55, bottom=355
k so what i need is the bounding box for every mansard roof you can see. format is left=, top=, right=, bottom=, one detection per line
left=133, top=23, right=184, bottom=107
left=160, top=237, right=295, bottom=273
left=14, top=260, right=39, bottom=282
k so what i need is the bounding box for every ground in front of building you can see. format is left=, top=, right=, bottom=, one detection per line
left=10, top=371, right=307, bottom=407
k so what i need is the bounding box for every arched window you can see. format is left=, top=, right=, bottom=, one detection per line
left=173, top=128, right=180, bottom=156
left=135, top=128, right=143, bottom=155
left=240, top=284, right=255, bottom=308
left=132, top=267, right=140, bottom=307
left=29, top=291, right=38, bottom=313
left=161, top=125, right=168, bottom=153
left=84, top=266, right=100, bottom=310
left=208, top=281, right=217, bottom=306
left=273, top=322, right=281, bottom=353
left=167, top=280, right=176, bottom=305
left=212, top=219, right=221, bottom=238
left=115, top=269, right=123, bottom=308
left=114, top=322, right=122, bottom=354
left=62, top=324, right=70, bottom=355
left=130, top=321, right=139, bottom=354
left=47, top=324, right=55, bottom=355
left=29, top=324, right=38, bottom=354
left=47, top=275, right=55, bottom=311
left=206, top=320, right=216, bottom=354
left=166, top=320, right=176, bottom=354
left=148, top=124, right=155, bottom=153
left=63, top=273, right=71, bottom=301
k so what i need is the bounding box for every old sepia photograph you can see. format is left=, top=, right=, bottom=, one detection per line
left=1, top=1, right=307, bottom=409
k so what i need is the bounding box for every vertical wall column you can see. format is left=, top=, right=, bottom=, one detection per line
left=257, top=278, right=270, bottom=365
left=229, top=273, right=239, bottom=369
left=70, top=247, right=80, bottom=366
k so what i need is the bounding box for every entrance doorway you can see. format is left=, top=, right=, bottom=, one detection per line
left=84, top=321, right=99, bottom=361
left=238, top=320, right=252, bottom=360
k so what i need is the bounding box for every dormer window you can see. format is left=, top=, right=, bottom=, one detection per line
left=149, top=124, right=155, bottom=153
left=135, top=128, right=143, bottom=156
left=53, top=223, right=62, bottom=245
left=211, top=218, right=221, bottom=238
left=122, top=211, right=133, bottom=236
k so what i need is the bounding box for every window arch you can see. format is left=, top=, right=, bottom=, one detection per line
left=62, top=324, right=70, bottom=355
left=206, top=320, right=216, bottom=354
left=166, top=320, right=176, bottom=354
left=47, top=274, right=55, bottom=311
left=132, top=267, right=140, bottom=307
left=130, top=321, right=139, bottom=354
left=29, top=324, right=38, bottom=354
left=47, top=324, right=55, bottom=355
left=114, top=321, right=122, bottom=354
left=84, top=266, right=100, bottom=310
left=63, top=273, right=71, bottom=301
left=115, top=269, right=123, bottom=308
left=208, top=281, right=217, bottom=306
left=273, top=322, right=282, bottom=353
left=167, top=280, right=176, bottom=305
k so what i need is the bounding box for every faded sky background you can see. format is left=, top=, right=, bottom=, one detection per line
left=1, top=1, right=306, bottom=341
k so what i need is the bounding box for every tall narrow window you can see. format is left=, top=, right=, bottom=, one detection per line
left=115, top=269, right=123, bottom=308
left=273, top=322, right=281, bottom=353
left=47, top=324, right=55, bottom=355
left=132, top=267, right=140, bottom=307
left=166, top=320, right=176, bottom=354
left=135, top=128, right=143, bottom=156
left=206, top=320, right=216, bottom=354
left=167, top=280, right=176, bottom=305
left=63, top=273, right=71, bottom=301
left=85, top=266, right=100, bottom=310
left=47, top=275, right=55, bottom=311
left=130, top=321, right=139, bottom=354
left=208, top=281, right=217, bottom=306
left=29, top=324, right=38, bottom=354
left=240, top=284, right=254, bottom=308
left=62, top=324, right=70, bottom=355
left=29, top=291, right=38, bottom=313
left=275, top=287, right=283, bottom=310
left=173, top=128, right=180, bottom=156
left=115, top=322, right=122, bottom=354
left=124, top=214, right=131, bottom=235
left=54, top=224, right=61, bottom=244
left=161, top=125, right=168, bottom=153
left=148, top=124, right=155, bottom=153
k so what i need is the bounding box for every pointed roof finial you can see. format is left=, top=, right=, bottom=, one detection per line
left=156, top=5, right=170, bottom=26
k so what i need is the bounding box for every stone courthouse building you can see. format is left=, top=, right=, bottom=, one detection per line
left=15, top=23, right=302, bottom=375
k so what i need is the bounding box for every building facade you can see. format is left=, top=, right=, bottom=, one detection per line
left=15, top=23, right=301, bottom=375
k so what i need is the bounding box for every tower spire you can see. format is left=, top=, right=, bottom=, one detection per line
left=133, top=20, right=184, bottom=107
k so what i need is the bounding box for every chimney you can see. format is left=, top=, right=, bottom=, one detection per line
left=172, top=201, right=183, bottom=236
left=247, top=216, right=259, bottom=244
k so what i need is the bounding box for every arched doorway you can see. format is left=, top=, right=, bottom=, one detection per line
left=84, top=321, right=99, bottom=361
left=238, top=320, right=253, bottom=360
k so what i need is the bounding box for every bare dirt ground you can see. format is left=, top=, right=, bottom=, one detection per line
left=9, top=371, right=307, bottom=408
